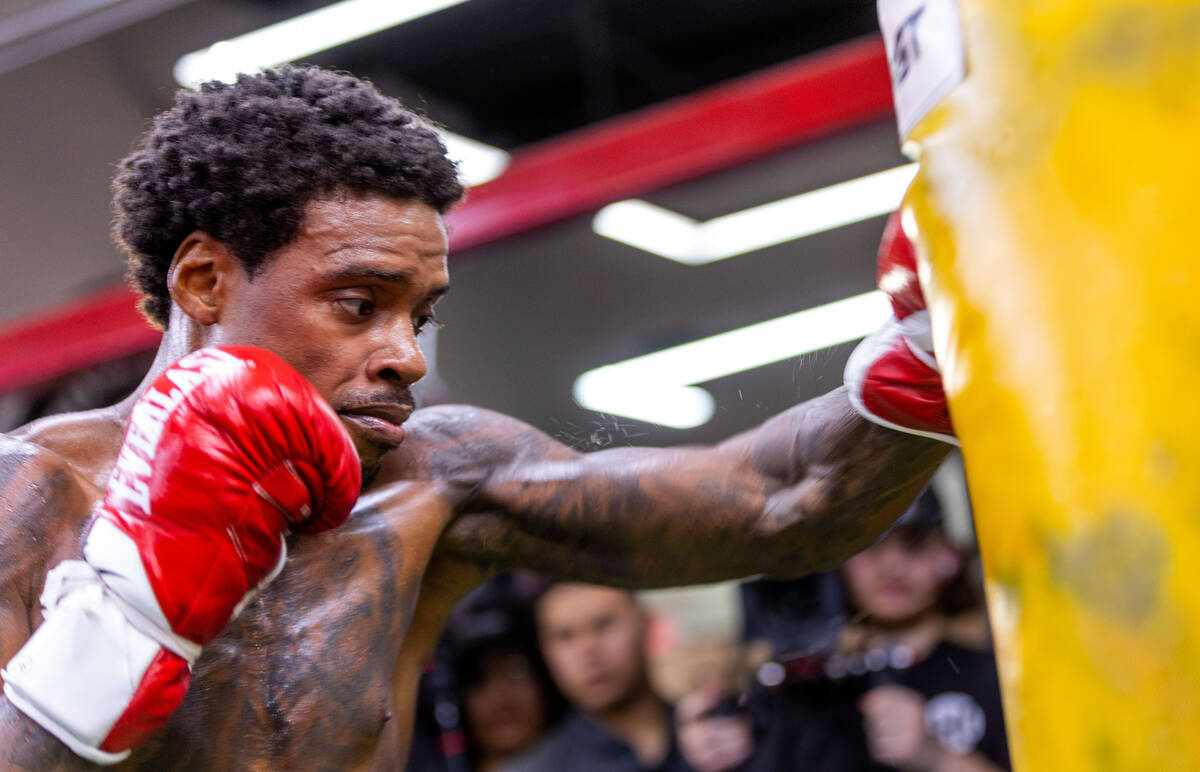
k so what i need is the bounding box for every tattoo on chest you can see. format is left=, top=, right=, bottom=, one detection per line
left=127, top=505, right=409, bottom=769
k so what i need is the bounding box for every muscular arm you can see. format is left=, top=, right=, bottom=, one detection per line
left=416, top=387, right=950, bottom=585
left=0, top=442, right=100, bottom=770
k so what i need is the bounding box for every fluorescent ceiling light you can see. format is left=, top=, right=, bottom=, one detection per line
left=593, top=163, right=919, bottom=265
left=573, top=291, right=891, bottom=429
left=439, top=130, right=510, bottom=187
left=173, top=0, right=471, bottom=88
left=171, top=0, right=508, bottom=187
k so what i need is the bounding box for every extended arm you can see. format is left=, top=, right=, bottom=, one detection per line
left=427, top=387, right=948, bottom=585
left=425, top=210, right=952, bottom=585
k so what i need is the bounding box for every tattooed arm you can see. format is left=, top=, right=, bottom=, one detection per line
left=413, top=387, right=950, bottom=586
left=0, top=442, right=101, bottom=770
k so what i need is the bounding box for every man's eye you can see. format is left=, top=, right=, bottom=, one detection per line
left=336, top=298, right=375, bottom=318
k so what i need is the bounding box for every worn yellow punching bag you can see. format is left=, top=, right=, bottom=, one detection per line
left=877, top=0, right=1200, bottom=768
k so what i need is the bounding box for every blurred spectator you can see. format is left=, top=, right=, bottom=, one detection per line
left=677, top=489, right=1010, bottom=771
left=408, top=573, right=565, bottom=772
left=456, top=623, right=563, bottom=771
left=507, top=583, right=694, bottom=772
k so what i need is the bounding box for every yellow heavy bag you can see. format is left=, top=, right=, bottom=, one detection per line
left=878, top=0, right=1200, bottom=768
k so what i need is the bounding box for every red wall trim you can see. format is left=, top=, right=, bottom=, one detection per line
left=0, top=285, right=159, bottom=393
left=0, top=37, right=892, bottom=395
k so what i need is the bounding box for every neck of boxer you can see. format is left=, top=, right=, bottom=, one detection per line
left=113, top=305, right=214, bottom=422
left=60, top=306, right=212, bottom=487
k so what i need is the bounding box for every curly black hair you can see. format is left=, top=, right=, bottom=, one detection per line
left=113, top=65, right=465, bottom=328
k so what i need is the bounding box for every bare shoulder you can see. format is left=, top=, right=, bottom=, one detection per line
left=8, top=406, right=124, bottom=477
left=0, top=407, right=117, bottom=554
left=0, top=432, right=94, bottom=517
left=0, top=433, right=98, bottom=657
left=382, top=404, right=578, bottom=483
left=404, top=404, right=569, bottom=455
left=0, top=432, right=96, bottom=557
left=373, top=405, right=582, bottom=569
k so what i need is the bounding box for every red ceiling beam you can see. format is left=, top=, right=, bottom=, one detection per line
left=446, top=36, right=894, bottom=251
left=0, top=36, right=892, bottom=395
left=0, top=285, right=160, bottom=393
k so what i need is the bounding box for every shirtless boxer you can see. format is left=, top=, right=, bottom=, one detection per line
left=0, top=66, right=952, bottom=769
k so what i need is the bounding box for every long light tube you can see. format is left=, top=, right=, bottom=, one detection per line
left=171, top=0, right=509, bottom=186
left=573, top=291, right=891, bottom=428
left=436, top=131, right=510, bottom=187
left=173, top=0, right=472, bottom=88
left=593, top=164, right=918, bottom=265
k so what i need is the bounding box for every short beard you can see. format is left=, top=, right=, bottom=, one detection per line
left=360, top=462, right=381, bottom=492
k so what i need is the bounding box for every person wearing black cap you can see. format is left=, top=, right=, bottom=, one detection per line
left=677, top=488, right=1011, bottom=772
left=452, top=606, right=566, bottom=772
left=408, top=575, right=566, bottom=772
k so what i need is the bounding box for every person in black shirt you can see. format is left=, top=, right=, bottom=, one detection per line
left=507, top=584, right=693, bottom=772
left=679, top=489, right=1010, bottom=771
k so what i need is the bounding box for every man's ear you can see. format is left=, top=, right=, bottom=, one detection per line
left=167, top=232, right=241, bottom=326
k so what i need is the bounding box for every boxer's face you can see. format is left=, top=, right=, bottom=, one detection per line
left=210, top=192, right=449, bottom=479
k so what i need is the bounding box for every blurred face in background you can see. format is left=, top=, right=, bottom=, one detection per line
left=463, top=649, right=547, bottom=759
left=536, top=585, right=648, bottom=713
left=842, top=528, right=960, bottom=627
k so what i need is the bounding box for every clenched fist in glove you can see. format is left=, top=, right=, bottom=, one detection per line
left=3, top=346, right=361, bottom=763
left=845, top=211, right=957, bottom=444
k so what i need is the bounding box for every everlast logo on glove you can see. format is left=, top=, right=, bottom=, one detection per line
left=108, top=348, right=243, bottom=514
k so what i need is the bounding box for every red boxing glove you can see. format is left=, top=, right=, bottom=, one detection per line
left=844, top=212, right=957, bottom=444
left=97, top=345, right=360, bottom=643
left=3, top=346, right=360, bottom=763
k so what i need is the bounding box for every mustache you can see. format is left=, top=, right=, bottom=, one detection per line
left=333, top=389, right=415, bottom=413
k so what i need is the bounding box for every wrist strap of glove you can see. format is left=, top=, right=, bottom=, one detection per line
left=1, top=559, right=180, bottom=765
left=84, top=517, right=203, bottom=663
